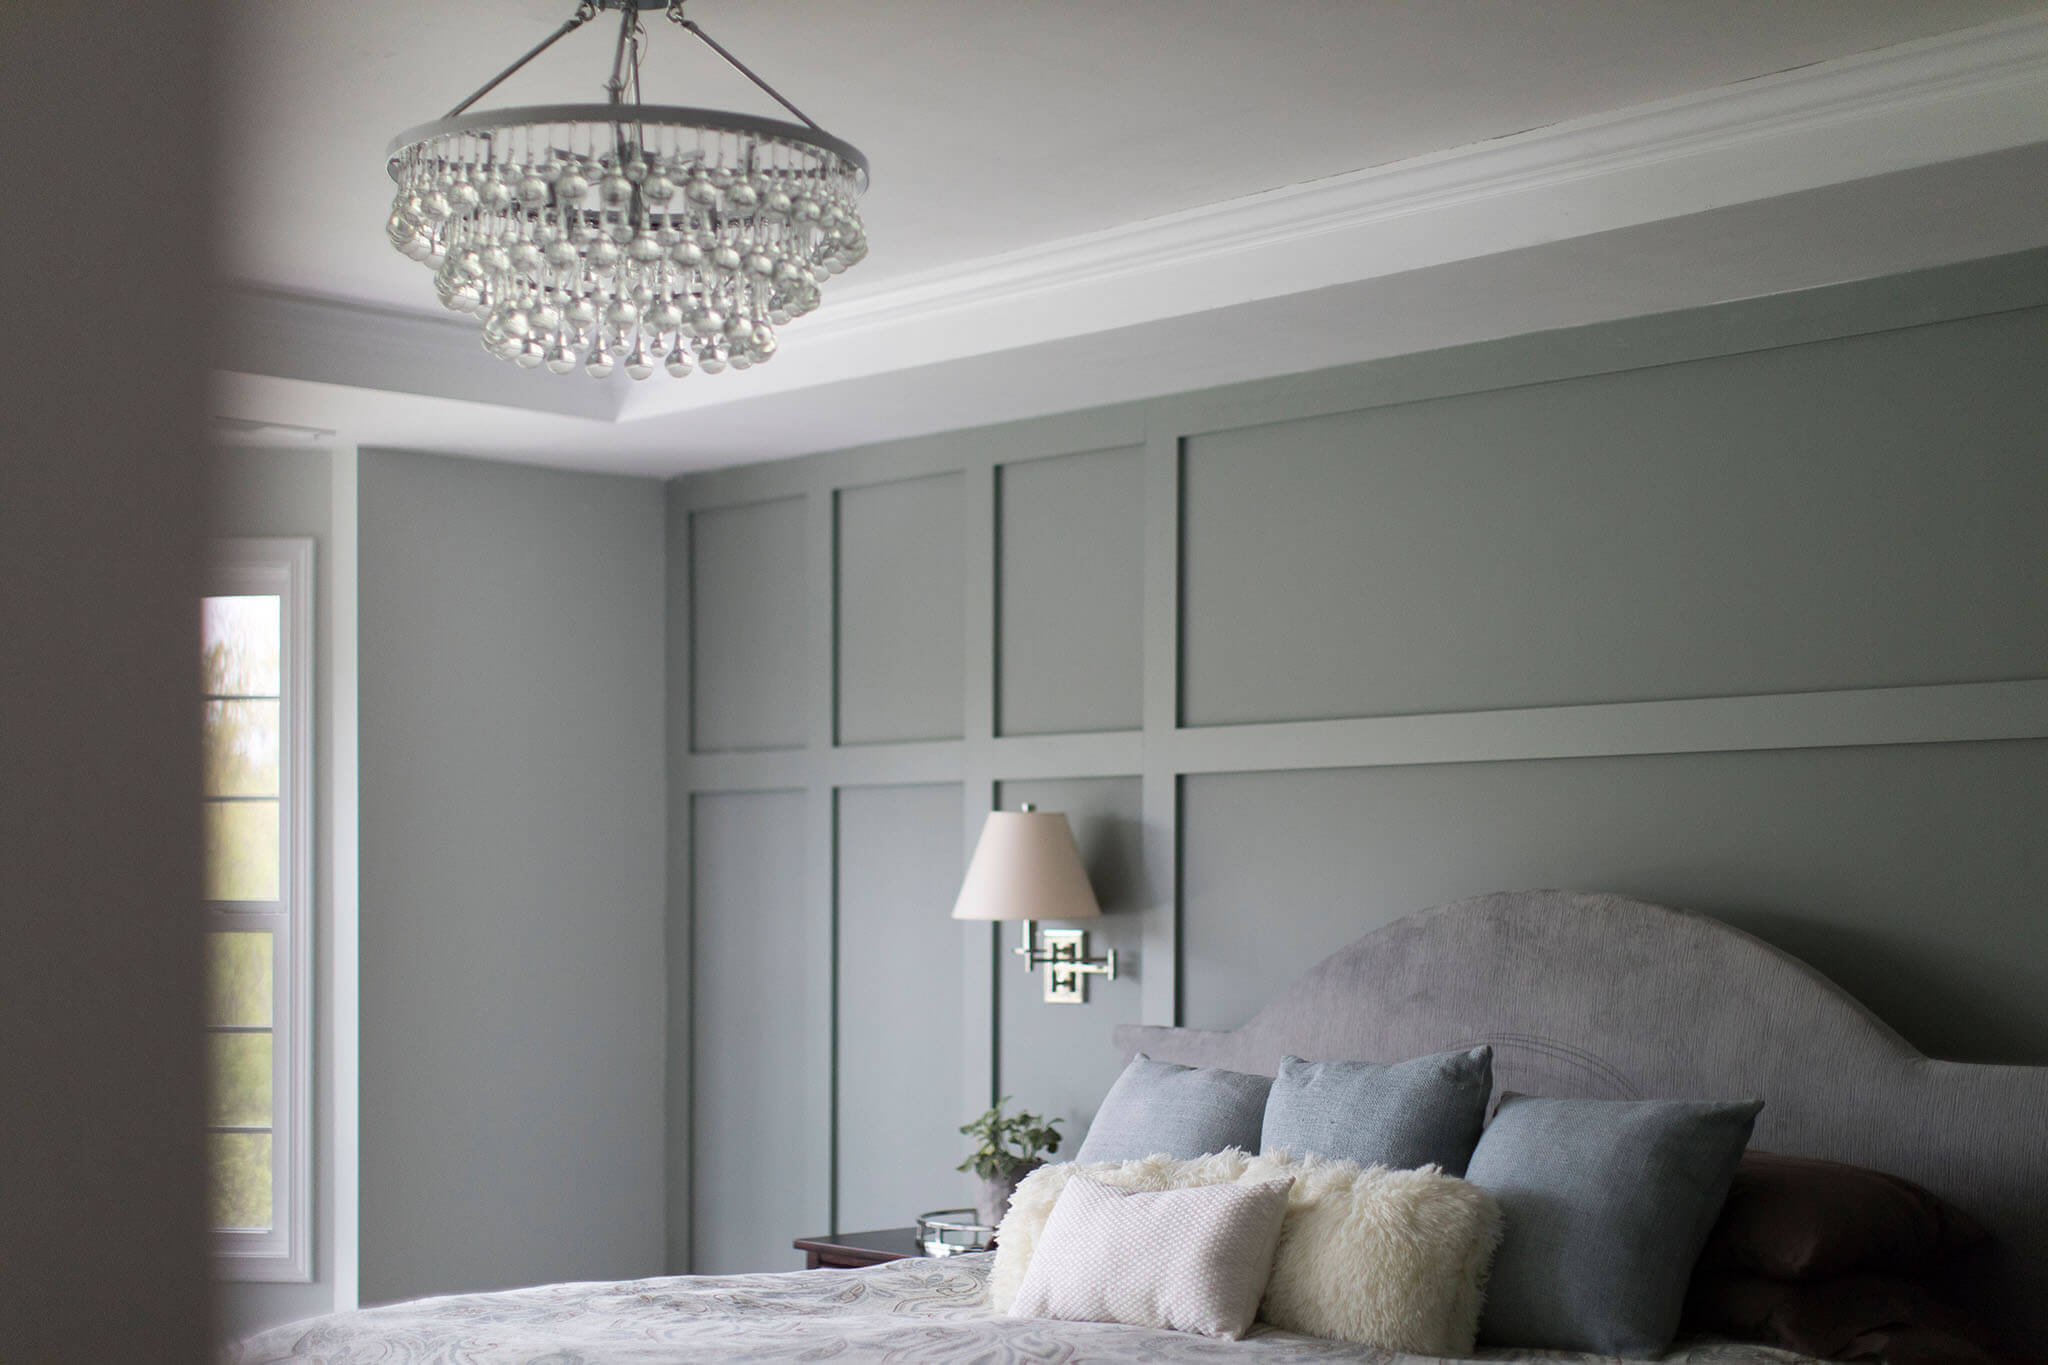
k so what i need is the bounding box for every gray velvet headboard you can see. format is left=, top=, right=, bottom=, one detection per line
left=1114, top=890, right=2048, bottom=1351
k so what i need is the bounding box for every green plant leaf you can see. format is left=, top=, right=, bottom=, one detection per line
left=958, top=1098, right=1067, bottom=1173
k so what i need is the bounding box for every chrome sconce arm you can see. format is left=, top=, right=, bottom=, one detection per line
left=1014, top=919, right=1117, bottom=1005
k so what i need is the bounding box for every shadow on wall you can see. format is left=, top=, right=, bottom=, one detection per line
left=1079, top=814, right=1148, bottom=908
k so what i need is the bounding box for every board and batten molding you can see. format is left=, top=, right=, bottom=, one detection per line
left=667, top=248, right=2048, bottom=1273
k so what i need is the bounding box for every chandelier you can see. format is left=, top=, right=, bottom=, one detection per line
left=385, top=0, right=868, bottom=379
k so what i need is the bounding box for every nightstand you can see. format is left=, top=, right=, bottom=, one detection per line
left=792, top=1226, right=924, bottom=1269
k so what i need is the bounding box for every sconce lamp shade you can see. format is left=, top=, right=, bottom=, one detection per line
left=951, top=809, right=1101, bottom=922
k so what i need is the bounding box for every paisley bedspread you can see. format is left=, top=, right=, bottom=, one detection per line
left=226, top=1253, right=1812, bottom=1364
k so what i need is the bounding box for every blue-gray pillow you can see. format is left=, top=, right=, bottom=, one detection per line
left=1073, top=1055, right=1271, bottom=1163
left=1260, top=1047, right=1493, bottom=1175
left=1467, top=1093, right=1763, bottom=1358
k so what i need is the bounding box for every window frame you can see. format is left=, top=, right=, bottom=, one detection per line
left=206, top=538, right=314, bottom=1282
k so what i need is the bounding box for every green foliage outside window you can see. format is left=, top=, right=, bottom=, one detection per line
left=208, top=1033, right=272, bottom=1127
left=204, top=802, right=280, bottom=901
left=202, top=594, right=284, bottom=1233
left=210, top=1132, right=273, bottom=1230
left=206, top=932, right=272, bottom=1027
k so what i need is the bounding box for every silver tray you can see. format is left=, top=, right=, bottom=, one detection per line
left=916, top=1207, right=997, bottom=1257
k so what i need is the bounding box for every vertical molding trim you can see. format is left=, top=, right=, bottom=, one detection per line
left=668, top=798, right=694, bottom=1271
left=805, top=491, right=839, bottom=1234
left=809, top=784, right=839, bottom=1235
left=962, top=460, right=999, bottom=1114
left=664, top=490, right=694, bottom=1273
left=1138, top=428, right=1183, bottom=1026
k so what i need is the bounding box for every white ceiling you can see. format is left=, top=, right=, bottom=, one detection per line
left=214, top=1, right=2048, bottom=475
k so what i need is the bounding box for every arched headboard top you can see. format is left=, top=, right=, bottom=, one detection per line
left=1114, top=891, right=2048, bottom=1346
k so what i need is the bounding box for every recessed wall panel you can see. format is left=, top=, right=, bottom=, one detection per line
left=690, top=497, right=807, bottom=752
left=1181, top=739, right=2048, bottom=1064
left=992, top=778, right=1144, bottom=1154
left=1181, top=308, right=2048, bottom=726
left=691, top=790, right=810, bottom=1272
left=836, top=474, right=964, bottom=745
left=997, top=447, right=1144, bottom=736
left=836, top=783, right=969, bottom=1229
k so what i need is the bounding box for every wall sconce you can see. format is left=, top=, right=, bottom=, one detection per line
left=951, top=803, right=1117, bottom=1004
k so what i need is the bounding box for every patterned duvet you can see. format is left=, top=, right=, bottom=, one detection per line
left=226, top=1253, right=1812, bottom=1363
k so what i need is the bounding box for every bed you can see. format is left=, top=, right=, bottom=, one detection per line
left=229, top=890, right=2048, bottom=1363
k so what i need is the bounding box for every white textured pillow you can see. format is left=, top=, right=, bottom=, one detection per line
left=1007, top=1175, right=1293, bottom=1340
left=992, top=1150, right=1504, bottom=1356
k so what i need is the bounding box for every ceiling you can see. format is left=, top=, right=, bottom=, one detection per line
left=214, top=1, right=2048, bottom=475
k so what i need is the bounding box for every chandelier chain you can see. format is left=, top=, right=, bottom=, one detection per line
left=605, top=1, right=643, bottom=106
left=443, top=1, right=600, bottom=120
left=670, top=13, right=826, bottom=133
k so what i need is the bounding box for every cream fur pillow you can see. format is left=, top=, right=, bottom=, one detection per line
left=991, top=1149, right=1503, bottom=1356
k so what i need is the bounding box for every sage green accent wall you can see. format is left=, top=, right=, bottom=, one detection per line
left=1180, top=312, right=2048, bottom=726
left=690, top=790, right=811, bottom=1272
left=1181, top=741, right=2048, bottom=1060
left=835, top=783, right=970, bottom=1231
left=690, top=497, right=808, bottom=753
left=668, top=250, right=2048, bottom=1273
left=997, top=446, right=1146, bottom=736
left=836, top=474, right=966, bottom=745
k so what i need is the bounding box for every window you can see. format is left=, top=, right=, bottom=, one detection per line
left=204, top=539, right=312, bottom=1281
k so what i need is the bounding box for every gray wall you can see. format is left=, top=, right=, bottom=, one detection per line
left=360, top=448, right=668, bottom=1304
left=209, top=447, right=360, bottom=1339
left=669, top=250, right=2048, bottom=1271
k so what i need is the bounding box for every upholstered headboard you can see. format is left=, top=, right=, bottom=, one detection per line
left=1114, top=890, right=2048, bottom=1350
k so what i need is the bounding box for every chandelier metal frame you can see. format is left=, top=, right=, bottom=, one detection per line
left=384, top=0, right=869, bottom=380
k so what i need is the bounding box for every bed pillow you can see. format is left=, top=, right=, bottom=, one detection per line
left=1260, top=1046, right=1493, bottom=1175
left=1072, top=1055, right=1271, bottom=1163
left=1466, top=1093, right=1762, bottom=1358
left=992, top=1150, right=1504, bottom=1356
left=1699, top=1151, right=1988, bottom=1282
left=1683, top=1269, right=1996, bottom=1364
left=1007, top=1175, right=1293, bottom=1339
left=1255, top=1152, right=1502, bottom=1354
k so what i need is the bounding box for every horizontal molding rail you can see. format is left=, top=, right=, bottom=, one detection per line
left=675, top=678, right=2048, bottom=793
left=1170, top=679, right=2048, bottom=774
left=670, top=256, right=2048, bottom=521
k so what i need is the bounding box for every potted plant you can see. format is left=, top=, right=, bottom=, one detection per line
left=958, top=1098, right=1063, bottom=1228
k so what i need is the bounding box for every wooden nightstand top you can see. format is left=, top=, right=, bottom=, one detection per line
left=793, top=1226, right=924, bottom=1269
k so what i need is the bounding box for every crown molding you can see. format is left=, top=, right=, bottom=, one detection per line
left=805, top=10, right=2048, bottom=344
left=217, top=10, right=2048, bottom=431
left=613, top=8, right=2048, bottom=421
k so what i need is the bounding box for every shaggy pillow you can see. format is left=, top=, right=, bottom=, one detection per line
left=1008, top=1176, right=1294, bottom=1339
left=992, top=1150, right=1504, bottom=1356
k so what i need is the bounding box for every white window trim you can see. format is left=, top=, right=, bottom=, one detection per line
left=208, top=538, right=314, bottom=1283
